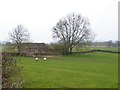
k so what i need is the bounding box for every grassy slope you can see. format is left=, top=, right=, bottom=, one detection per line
left=15, top=52, right=118, bottom=88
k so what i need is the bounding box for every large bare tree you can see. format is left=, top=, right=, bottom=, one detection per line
left=52, top=13, right=95, bottom=54
left=9, top=25, right=30, bottom=54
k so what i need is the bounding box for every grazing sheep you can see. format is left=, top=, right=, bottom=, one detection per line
left=35, top=57, right=38, bottom=61
left=43, top=57, right=47, bottom=61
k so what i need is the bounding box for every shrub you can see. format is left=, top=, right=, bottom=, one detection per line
left=2, top=54, right=23, bottom=88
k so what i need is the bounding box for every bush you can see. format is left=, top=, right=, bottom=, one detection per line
left=2, top=54, right=23, bottom=88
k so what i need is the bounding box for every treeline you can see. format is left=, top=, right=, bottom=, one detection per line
left=91, top=40, right=120, bottom=47
left=1, top=40, right=120, bottom=52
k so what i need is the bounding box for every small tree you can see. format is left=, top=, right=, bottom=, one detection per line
left=52, top=13, right=95, bottom=54
left=9, top=25, right=30, bottom=54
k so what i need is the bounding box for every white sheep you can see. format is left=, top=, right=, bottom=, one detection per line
left=35, top=57, right=38, bottom=61
left=43, top=57, right=47, bottom=61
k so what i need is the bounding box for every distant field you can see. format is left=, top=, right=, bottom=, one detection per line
left=73, top=47, right=119, bottom=52
left=15, top=52, right=118, bottom=88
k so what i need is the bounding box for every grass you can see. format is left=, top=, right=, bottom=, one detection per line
left=73, top=46, right=119, bottom=52
left=14, top=52, right=118, bottom=88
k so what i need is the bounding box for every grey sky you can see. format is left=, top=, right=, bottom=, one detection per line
left=0, top=0, right=118, bottom=43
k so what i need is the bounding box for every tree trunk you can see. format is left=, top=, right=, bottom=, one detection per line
left=69, top=47, right=73, bottom=54
left=17, top=43, right=21, bottom=54
left=63, top=47, right=69, bottom=55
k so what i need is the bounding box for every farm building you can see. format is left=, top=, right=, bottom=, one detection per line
left=3, top=42, right=63, bottom=56
left=20, top=43, right=49, bottom=56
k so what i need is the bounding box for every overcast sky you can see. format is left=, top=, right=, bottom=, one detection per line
left=0, top=0, right=119, bottom=43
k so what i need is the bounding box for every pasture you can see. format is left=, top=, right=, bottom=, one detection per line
left=15, top=52, right=118, bottom=88
left=73, top=46, right=119, bottom=52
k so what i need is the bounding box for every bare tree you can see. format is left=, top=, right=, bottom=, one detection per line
left=9, top=25, right=30, bottom=54
left=52, top=13, right=95, bottom=54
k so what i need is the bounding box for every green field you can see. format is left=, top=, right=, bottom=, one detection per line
left=73, top=47, right=119, bottom=52
left=15, top=52, right=118, bottom=88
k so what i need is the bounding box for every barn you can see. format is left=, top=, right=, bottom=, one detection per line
left=21, top=43, right=49, bottom=56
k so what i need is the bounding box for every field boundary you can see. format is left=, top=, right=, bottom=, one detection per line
left=72, top=49, right=120, bottom=54
left=1, top=49, right=120, bottom=56
left=1, top=52, right=26, bottom=56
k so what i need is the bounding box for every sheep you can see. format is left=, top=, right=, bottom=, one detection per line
left=43, top=57, right=47, bottom=61
left=35, top=57, right=38, bottom=61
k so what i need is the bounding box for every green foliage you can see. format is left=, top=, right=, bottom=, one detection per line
left=2, top=54, right=23, bottom=88
left=15, top=52, right=118, bottom=88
